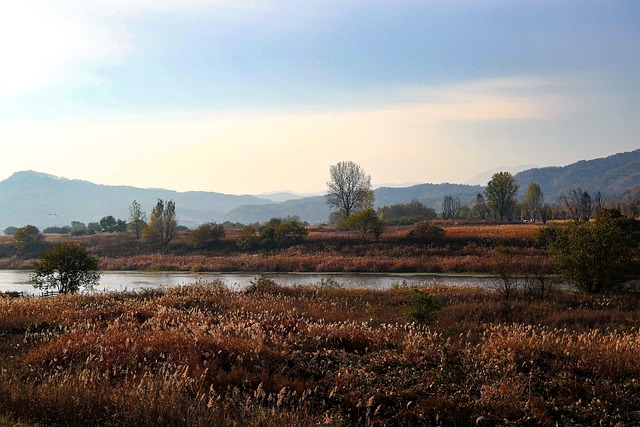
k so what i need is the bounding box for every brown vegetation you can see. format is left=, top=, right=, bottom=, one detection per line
left=1, top=282, right=640, bottom=426
left=0, top=223, right=549, bottom=274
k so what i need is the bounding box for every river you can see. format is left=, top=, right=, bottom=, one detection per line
left=0, top=270, right=496, bottom=295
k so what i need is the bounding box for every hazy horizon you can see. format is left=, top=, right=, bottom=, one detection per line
left=0, top=147, right=627, bottom=196
left=2, top=1, right=639, bottom=194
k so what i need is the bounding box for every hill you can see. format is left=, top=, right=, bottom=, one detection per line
left=1, top=149, right=638, bottom=229
left=514, top=149, right=640, bottom=202
left=0, top=171, right=272, bottom=230
left=226, top=183, right=484, bottom=224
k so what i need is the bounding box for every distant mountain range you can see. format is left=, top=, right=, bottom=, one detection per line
left=514, top=149, right=640, bottom=202
left=0, top=149, right=638, bottom=229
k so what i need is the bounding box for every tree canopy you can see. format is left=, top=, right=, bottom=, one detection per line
left=550, top=214, right=637, bottom=293
left=31, top=241, right=101, bottom=294
left=524, top=182, right=544, bottom=223
left=326, top=161, right=373, bottom=220
left=485, top=172, right=519, bottom=221
left=143, top=199, right=177, bottom=246
left=13, top=225, right=44, bottom=254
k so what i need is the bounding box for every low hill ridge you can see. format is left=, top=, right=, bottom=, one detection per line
left=1, top=149, right=638, bottom=228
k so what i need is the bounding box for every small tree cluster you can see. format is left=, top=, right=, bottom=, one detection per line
left=189, top=222, right=225, bottom=249
left=344, top=208, right=384, bottom=241
left=237, top=217, right=308, bottom=250
left=377, top=199, right=436, bottom=225
left=99, top=216, right=128, bottom=233
left=13, top=225, right=44, bottom=254
left=142, top=199, right=177, bottom=246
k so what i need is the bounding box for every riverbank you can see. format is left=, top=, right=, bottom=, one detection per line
left=1, top=282, right=639, bottom=426
left=0, top=223, right=550, bottom=274
left=0, top=269, right=501, bottom=295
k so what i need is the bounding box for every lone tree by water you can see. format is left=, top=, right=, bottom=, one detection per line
left=31, top=241, right=101, bottom=294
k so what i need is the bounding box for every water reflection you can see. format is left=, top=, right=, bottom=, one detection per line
left=0, top=270, right=495, bottom=295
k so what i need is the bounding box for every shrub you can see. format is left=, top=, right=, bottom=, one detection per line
left=189, top=222, right=225, bottom=249
left=407, top=221, right=444, bottom=240
left=13, top=225, right=44, bottom=254
left=550, top=215, right=638, bottom=293
left=408, top=289, right=440, bottom=323
left=344, top=209, right=383, bottom=241
left=274, top=218, right=308, bottom=247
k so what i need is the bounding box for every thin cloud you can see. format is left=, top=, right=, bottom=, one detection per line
left=0, top=76, right=576, bottom=193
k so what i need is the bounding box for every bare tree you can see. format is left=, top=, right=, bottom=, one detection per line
left=560, top=188, right=593, bottom=222
left=128, top=200, right=147, bottom=239
left=593, top=191, right=607, bottom=216
left=524, top=182, right=544, bottom=223
left=623, top=193, right=640, bottom=218
left=474, top=193, right=489, bottom=220
left=490, top=246, right=520, bottom=300
left=326, top=161, right=373, bottom=219
left=522, top=256, right=554, bottom=300
left=539, top=204, right=552, bottom=224
left=441, top=195, right=461, bottom=220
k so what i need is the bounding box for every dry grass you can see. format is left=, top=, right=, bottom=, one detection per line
left=1, top=223, right=554, bottom=274
left=1, top=282, right=640, bottom=426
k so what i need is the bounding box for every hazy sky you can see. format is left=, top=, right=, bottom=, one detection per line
left=1, top=0, right=639, bottom=194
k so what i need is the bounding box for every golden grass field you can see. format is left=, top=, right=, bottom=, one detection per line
left=1, top=281, right=640, bottom=426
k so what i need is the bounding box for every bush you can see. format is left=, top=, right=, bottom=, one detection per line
left=407, top=221, right=444, bottom=240
left=189, top=222, right=225, bottom=249
left=344, top=209, right=383, bottom=241
left=550, top=215, right=638, bottom=293
left=13, top=225, right=45, bottom=254
left=236, top=218, right=308, bottom=250
left=408, top=289, right=440, bottom=323
left=274, top=218, right=308, bottom=246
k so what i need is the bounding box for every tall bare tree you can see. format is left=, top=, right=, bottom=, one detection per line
left=441, top=195, right=461, bottom=220
left=560, top=188, right=593, bottom=222
left=474, top=193, right=489, bottom=220
left=524, top=182, right=544, bottom=223
left=326, top=161, right=373, bottom=220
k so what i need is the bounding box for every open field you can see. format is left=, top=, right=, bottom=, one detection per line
left=1, top=282, right=640, bottom=426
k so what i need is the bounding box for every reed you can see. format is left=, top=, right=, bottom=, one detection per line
left=1, top=282, right=640, bottom=425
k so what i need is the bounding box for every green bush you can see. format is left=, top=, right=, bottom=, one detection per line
left=189, top=222, right=225, bottom=249
left=550, top=215, right=638, bottom=293
left=408, top=289, right=440, bottom=323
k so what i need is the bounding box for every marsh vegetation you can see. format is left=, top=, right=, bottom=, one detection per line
left=2, top=281, right=640, bottom=426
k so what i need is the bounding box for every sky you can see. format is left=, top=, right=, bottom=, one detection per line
left=1, top=0, right=639, bottom=195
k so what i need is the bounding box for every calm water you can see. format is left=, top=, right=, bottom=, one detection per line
left=0, top=270, right=496, bottom=295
